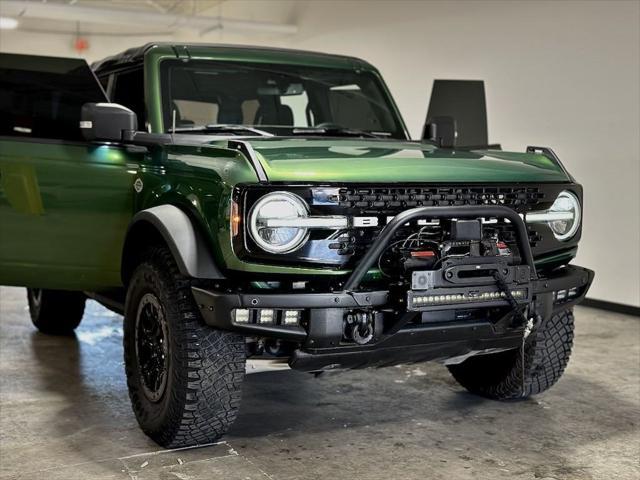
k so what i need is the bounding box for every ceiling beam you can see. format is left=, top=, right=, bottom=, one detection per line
left=2, top=0, right=298, bottom=35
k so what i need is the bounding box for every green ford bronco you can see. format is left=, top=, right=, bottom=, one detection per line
left=0, top=44, right=593, bottom=447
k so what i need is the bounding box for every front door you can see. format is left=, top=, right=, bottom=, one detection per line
left=0, top=53, right=141, bottom=290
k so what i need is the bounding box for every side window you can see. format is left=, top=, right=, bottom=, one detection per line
left=0, top=53, right=107, bottom=141
left=111, top=68, right=146, bottom=128
left=97, top=74, right=110, bottom=94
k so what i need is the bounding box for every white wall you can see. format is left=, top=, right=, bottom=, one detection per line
left=1, top=0, right=638, bottom=306
left=281, top=0, right=640, bottom=307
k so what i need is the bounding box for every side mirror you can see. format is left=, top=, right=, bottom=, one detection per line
left=423, top=115, right=457, bottom=148
left=80, top=103, right=137, bottom=142
left=422, top=80, right=490, bottom=149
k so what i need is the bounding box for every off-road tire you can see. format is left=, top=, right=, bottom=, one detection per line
left=123, top=246, right=245, bottom=448
left=26, top=288, right=85, bottom=334
left=448, top=309, right=574, bottom=399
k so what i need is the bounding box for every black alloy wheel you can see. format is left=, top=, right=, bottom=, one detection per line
left=135, top=293, right=169, bottom=403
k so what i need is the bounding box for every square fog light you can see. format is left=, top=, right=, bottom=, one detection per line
left=233, top=309, right=250, bottom=324
left=282, top=310, right=301, bottom=325
left=258, top=309, right=275, bottom=324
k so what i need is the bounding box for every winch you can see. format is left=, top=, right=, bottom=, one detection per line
left=378, top=218, right=532, bottom=311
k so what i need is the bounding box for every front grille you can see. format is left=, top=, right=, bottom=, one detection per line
left=330, top=185, right=546, bottom=260
left=238, top=183, right=577, bottom=270
left=339, top=186, right=544, bottom=214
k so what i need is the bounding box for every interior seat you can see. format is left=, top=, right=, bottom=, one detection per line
left=254, top=103, right=293, bottom=126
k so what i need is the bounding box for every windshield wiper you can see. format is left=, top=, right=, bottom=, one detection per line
left=291, top=127, right=389, bottom=138
left=171, top=124, right=273, bottom=137
left=171, top=124, right=391, bottom=139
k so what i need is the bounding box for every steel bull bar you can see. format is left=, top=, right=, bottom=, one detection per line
left=192, top=206, right=593, bottom=371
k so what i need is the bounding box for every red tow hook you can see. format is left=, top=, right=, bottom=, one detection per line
left=410, top=250, right=436, bottom=258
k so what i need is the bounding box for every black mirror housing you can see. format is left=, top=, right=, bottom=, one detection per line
left=423, top=115, right=457, bottom=148
left=80, top=103, right=137, bottom=142
left=422, top=80, right=489, bottom=149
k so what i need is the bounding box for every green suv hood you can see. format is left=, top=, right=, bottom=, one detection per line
left=234, top=138, right=569, bottom=183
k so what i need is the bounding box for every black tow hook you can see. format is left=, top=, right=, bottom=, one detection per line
left=343, top=311, right=375, bottom=345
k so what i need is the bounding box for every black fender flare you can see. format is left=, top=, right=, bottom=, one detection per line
left=122, top=205, right=225, bottom=282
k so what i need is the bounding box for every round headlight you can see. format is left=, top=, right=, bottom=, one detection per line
left=248, top=192, right=309, bottom=253
left=548, top=190, right=581, bottom=241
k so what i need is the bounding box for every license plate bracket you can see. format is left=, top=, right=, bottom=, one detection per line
left=411, top=264, right=530, bottom=290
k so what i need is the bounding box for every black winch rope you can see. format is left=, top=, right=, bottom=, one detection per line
left=492, top=269, right=534, bottom=397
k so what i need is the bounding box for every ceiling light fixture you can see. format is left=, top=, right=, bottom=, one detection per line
left=0, top=17, right=19, bottom=30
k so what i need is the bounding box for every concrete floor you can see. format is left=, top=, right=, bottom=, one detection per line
left=0, top=286, right=638, bottom=480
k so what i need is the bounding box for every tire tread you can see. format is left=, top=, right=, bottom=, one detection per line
left=448, top=309, right=574, bottom=399
left=124, top=246, right=245, bottom=448
left=27, top=289, right=85, bottom=335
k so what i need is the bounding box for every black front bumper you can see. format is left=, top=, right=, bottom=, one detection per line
left=193, top=264, right=593, bottom=370
left=191, top=206, right=595, bottom=371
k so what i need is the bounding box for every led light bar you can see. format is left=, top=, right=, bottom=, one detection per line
left=525, top=211, right=574, bottom=222
left=411, top=289, right=526, bottom=307
left=264, top=216, right=383, bottom=229
left=264, top=216, right=349, bottom=229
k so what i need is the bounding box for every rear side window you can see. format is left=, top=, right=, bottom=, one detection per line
left=98, top=74, right=110, bottom=92
left=0, top=53, right=107, bottom=141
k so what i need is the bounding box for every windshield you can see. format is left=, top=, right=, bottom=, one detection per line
left=159, top=59, right=406, bottom=139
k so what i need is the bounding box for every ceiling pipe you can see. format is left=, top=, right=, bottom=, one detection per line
left=1, top=0, right=298, bottom=35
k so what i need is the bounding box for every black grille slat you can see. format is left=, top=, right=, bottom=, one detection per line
left=335, top=185, right=545, bottom=259
left=339, top=186, right=543, bottom=213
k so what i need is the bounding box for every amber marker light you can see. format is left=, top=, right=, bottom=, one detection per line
left=231, top=200, right=241, bottom=237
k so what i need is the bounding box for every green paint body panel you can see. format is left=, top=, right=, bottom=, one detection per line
left=0, top=44, right=578, bottom=290
left=230, top=138, right=568, bottom=183
left=0, top=140, right=140, bottom=289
